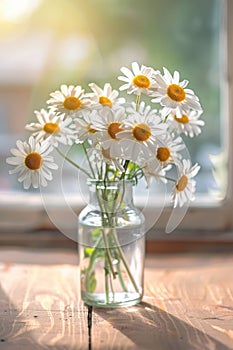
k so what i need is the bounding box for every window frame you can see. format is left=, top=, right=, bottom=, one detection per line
left=0, top=0, right=233, bottom=236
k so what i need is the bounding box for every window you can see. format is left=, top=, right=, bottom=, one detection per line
left=0, top=0, right=232, bottom=236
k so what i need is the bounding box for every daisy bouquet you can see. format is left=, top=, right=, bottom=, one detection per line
left=7, top=62, right=204, bottom=305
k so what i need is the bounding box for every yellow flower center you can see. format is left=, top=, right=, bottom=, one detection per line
left=24, top=152, right=42, bottom=170
left=108, top=122, right=122, bottom=139
left=87, top=123, right=97, bottom=134
left=63, top=96, right=82, bottom=110
left=174, top=114, right=189, bottom=124
left=133, top=75, right=150, bottom=88
left=157, top=147, right=170, bottom=162
left=43, top=122, right=60, bottom=134
left=167, top=84, right=186, bottom=102
left=176, top=174, right=188, bottom=192
left=99, top=96, right=113, bottom=108
left=133, top=123, right=151, bottom=142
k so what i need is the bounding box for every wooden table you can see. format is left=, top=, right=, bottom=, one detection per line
left=0, top=248, right=232, bottom=350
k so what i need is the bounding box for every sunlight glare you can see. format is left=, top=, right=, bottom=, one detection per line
left=1, top=0, right=41, bottom=22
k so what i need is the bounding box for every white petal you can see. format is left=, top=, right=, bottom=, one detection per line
left=132, top=62, right=140, bottom=75
left=23, top=175, right=32, bottom=189
left=9, top=165, right=24, bottom=174
left=6, top=157, right=22, bottom=165
left=40, top=175, right=48, bottom=187
left=16, top=140, right=27, bottom=154
left=119, top=83, right=130, bottom=91
left=40, top=167, right=53, bottom=180
left=31, top=171, right=39, bottom=188
left=61, top=84, right=69, bottom=95
left=173, top=70, right=180, bottom=84
left=18, top=168, right=30, bottom=181
left=89, top=83, right=103, bottom=95
left=118, top=76, right=131, bottom=83
left=151, top=96, right=162, bottom=103
left=120, top=66, right=134, bottom=79
left=163, top=67, right=173, bottom=84
left=161, top=97, right=177, bottom=109
left=104, top=83, right=112, bottom=96
left=44, top=161, right=58, bottom=170
left=180, top=80, right=189, bottom=88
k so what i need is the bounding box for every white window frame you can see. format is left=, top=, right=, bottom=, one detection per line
left=0, top=0, right=233, bottom=236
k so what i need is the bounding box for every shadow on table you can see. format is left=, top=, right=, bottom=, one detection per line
left=94, top=300, right=231, bottom=350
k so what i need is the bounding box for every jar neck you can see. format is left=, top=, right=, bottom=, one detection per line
left=87, top=180, right=134, bottom=210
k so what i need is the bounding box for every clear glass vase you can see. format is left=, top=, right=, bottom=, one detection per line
left=78, top=179, right=145, bottom=308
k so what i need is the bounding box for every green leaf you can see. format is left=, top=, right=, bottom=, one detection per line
left=85, top=270, right=97, bottom=293
left=84, top=247, right=95, bottom=258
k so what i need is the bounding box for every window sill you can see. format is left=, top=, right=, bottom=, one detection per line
left=0, top=228, right=232, bottom=255
left=0, top=192, right=231, bottom=233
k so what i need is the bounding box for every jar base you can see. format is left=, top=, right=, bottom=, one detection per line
left=81, top=291, right=143, bottom=308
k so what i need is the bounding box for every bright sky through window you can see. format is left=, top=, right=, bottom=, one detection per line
left=0, top=0, right=41, bottom=22
left=0, top=0, right=222, bottom=197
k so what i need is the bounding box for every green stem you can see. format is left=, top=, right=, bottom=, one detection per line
left=159, top=175, right=177, bottom=183
left=97, top=182, right=133, bottom=295
left=104, top=257, right=110, bottom=303
left=136, top=94, right=141, bottom=111
left=101, top=228, right=117, bottom=279
left=91, top=181, right=140, bottom=298
left=119, top=160, right=130, bottom=180
left=55, top=148, right=91, bottom=177
left=116, top=263, right=128, bottom=292
left=130, top=167, right=144, bottom=181
left=84, top=235, right=104, bottom=273
left=104, top=163, right=110, bottom=182
left=95, top=187, right=117, bottom=279
left=109, top=269, right=114, bottom=298
left=82, top=143, right=95, bottom=178
left=110, top=229, right=139, bottom=293
left=101, top=182, right=139, bottom=293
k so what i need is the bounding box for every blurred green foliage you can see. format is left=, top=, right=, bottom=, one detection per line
left=27, top=0, right=221, bottom=160
left=1, top=0, right=222, bottom=185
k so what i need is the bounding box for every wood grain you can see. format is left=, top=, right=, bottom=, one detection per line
left=0, top=249, right=232, bottom=349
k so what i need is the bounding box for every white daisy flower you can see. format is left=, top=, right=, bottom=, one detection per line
left=156, top=135, right=185, bottom=166
left=141, top=157, right=169, bottom=186
left=25, top=108, right=76, bottom=146
left=172, top=159, right=200, bottom=207
left=151, top=67, right=202, bottom=117
left=6, top=136, right=58, bottom=189
left=116, top=112, right=167, bottom=161
left=90, top=107, right=127, bottom=157
left=74, top=109, right=100, bottom=143
left=88, top=83, right=125, bottom=108
left=118, top=61, right=159, bottom=96
left=167, top=109, right=205, bottom=138
left=47, top=84, right=92, bottom=115
left=89, top=146, right=125, bottom=174
left=126, top=101, right=158, bottom=119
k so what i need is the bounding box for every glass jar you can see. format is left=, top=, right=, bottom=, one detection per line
left=78, top=179, right=145, bottom=307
